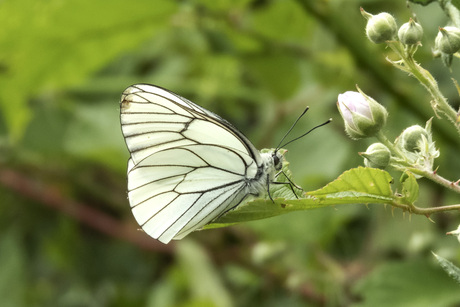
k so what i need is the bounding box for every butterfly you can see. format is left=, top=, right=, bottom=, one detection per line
left=120, top=84, right=320, bottom=244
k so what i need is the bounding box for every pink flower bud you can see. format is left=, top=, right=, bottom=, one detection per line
left=337, top=89, right=388, bottom=139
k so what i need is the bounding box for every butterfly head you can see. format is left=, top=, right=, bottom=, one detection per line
left=272, top=150, right=284, bottom=171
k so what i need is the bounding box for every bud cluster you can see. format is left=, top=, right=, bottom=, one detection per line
left=337, top=88, right=439, bottom=172
left=361, top=7, right=460, bottom=60
left=361, top=8, right=423, bottom=46
left=395, top=119, right=439, bottom=172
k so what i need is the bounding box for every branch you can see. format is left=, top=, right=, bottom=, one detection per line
left=0, top=167, right=174, bottom=254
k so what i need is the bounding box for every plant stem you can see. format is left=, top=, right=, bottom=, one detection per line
left=390, top=199, right=460, bottom=216
left=388, top=41, right=460, bottom=135
left=375, top=131, right=408, bottom=163
left=408, top=167, right=460, bottom=194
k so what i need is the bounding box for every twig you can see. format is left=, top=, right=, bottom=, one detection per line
left=0, top=168, right=173, bottom=254
left=390, top=199, right=460, bottom=216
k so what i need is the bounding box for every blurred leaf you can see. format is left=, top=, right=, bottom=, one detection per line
left=252, top=0, right=311, bottom=41
left=353, top=260, right=460, bottom=307
left=193, top=55, right=241, bottom=103
left=244, top=55, right=301, bottom=100
left=176, top=240, right=233, bottom=307
left=432, top=252, right=460, bottom=285
left=64, top=101, right=127, bottom=171
left=21, top=104, right=72, bottom=155
left=0, top=232, right=26, bottom=307
left=0, top=0, right=176, bottom=141
left=192, top=0, right=251, bottom=11
left=146, top=280, right=176, bottom=307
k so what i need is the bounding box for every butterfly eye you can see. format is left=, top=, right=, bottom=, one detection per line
left=272, top=152, right=282, bottom=170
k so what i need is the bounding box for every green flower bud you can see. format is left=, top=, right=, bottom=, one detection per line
left=363, top=10, right=397, bottom=44
left=337, top=88, right=388, bottom=139
left=400, top=125, right=428, bottom=153
left=435, top=26, right=460, bottom=54
left=394, top=119, right=439, bottom=172
left=398, top=18, right=423, bottom=45
left=361, top=143, right=391, bottom=169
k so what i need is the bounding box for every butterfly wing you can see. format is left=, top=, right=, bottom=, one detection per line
left=120, top=84, right=263, bottom=243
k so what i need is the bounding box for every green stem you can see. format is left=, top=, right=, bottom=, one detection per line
left=375, top=131, right=407, bottom=162
left=388, top=41, right=460, bottom=135
left=390, top=199, right=460, bottom=216
left=408, top=167, right=460, bottom=194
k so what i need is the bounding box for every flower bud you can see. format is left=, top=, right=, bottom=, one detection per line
left=395, top=119, right=439, bottom=172
left=363, top=10, right=397, bottom=44
left=360, top=143, right=391, bottom=169
left=398, top=18, right=423, bottom=45
left=435, top=26, right=460, bottom=54
left=337, top=89, right=388, bottom=139
left=399, top=125, right=428, bottom=153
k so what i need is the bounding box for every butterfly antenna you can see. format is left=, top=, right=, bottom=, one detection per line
left=275, top=107, right=310, bottom=151
left=280, top=118, right=332, bottom=148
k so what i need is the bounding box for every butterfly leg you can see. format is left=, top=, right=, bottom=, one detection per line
left=267, top=173, right=275, bottom=203
left=271, top=181, right=300, bottom=199
left=268, top=171, right=302, bottom=200
left=275, top=169, right=304, bottom=191
left=272, top=170, right=303, bottom=199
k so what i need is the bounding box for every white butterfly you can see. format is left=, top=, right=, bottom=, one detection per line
left=120, top=84, right=292, bottom=244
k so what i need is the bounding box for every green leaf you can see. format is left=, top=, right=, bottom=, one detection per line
left=0, top=0, right=176, bottom=141
left=307, top=166, right=394, bottom=201
left=401, top=172, right=419, bottom=204
left=432, top=252, right=460, bottom=285
left=353, top=260, right=460, bottom=307
left=206, top=166, right=395, bottom=229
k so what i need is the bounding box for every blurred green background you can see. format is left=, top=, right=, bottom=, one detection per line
left=1, top=0, right=460, bottom=306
